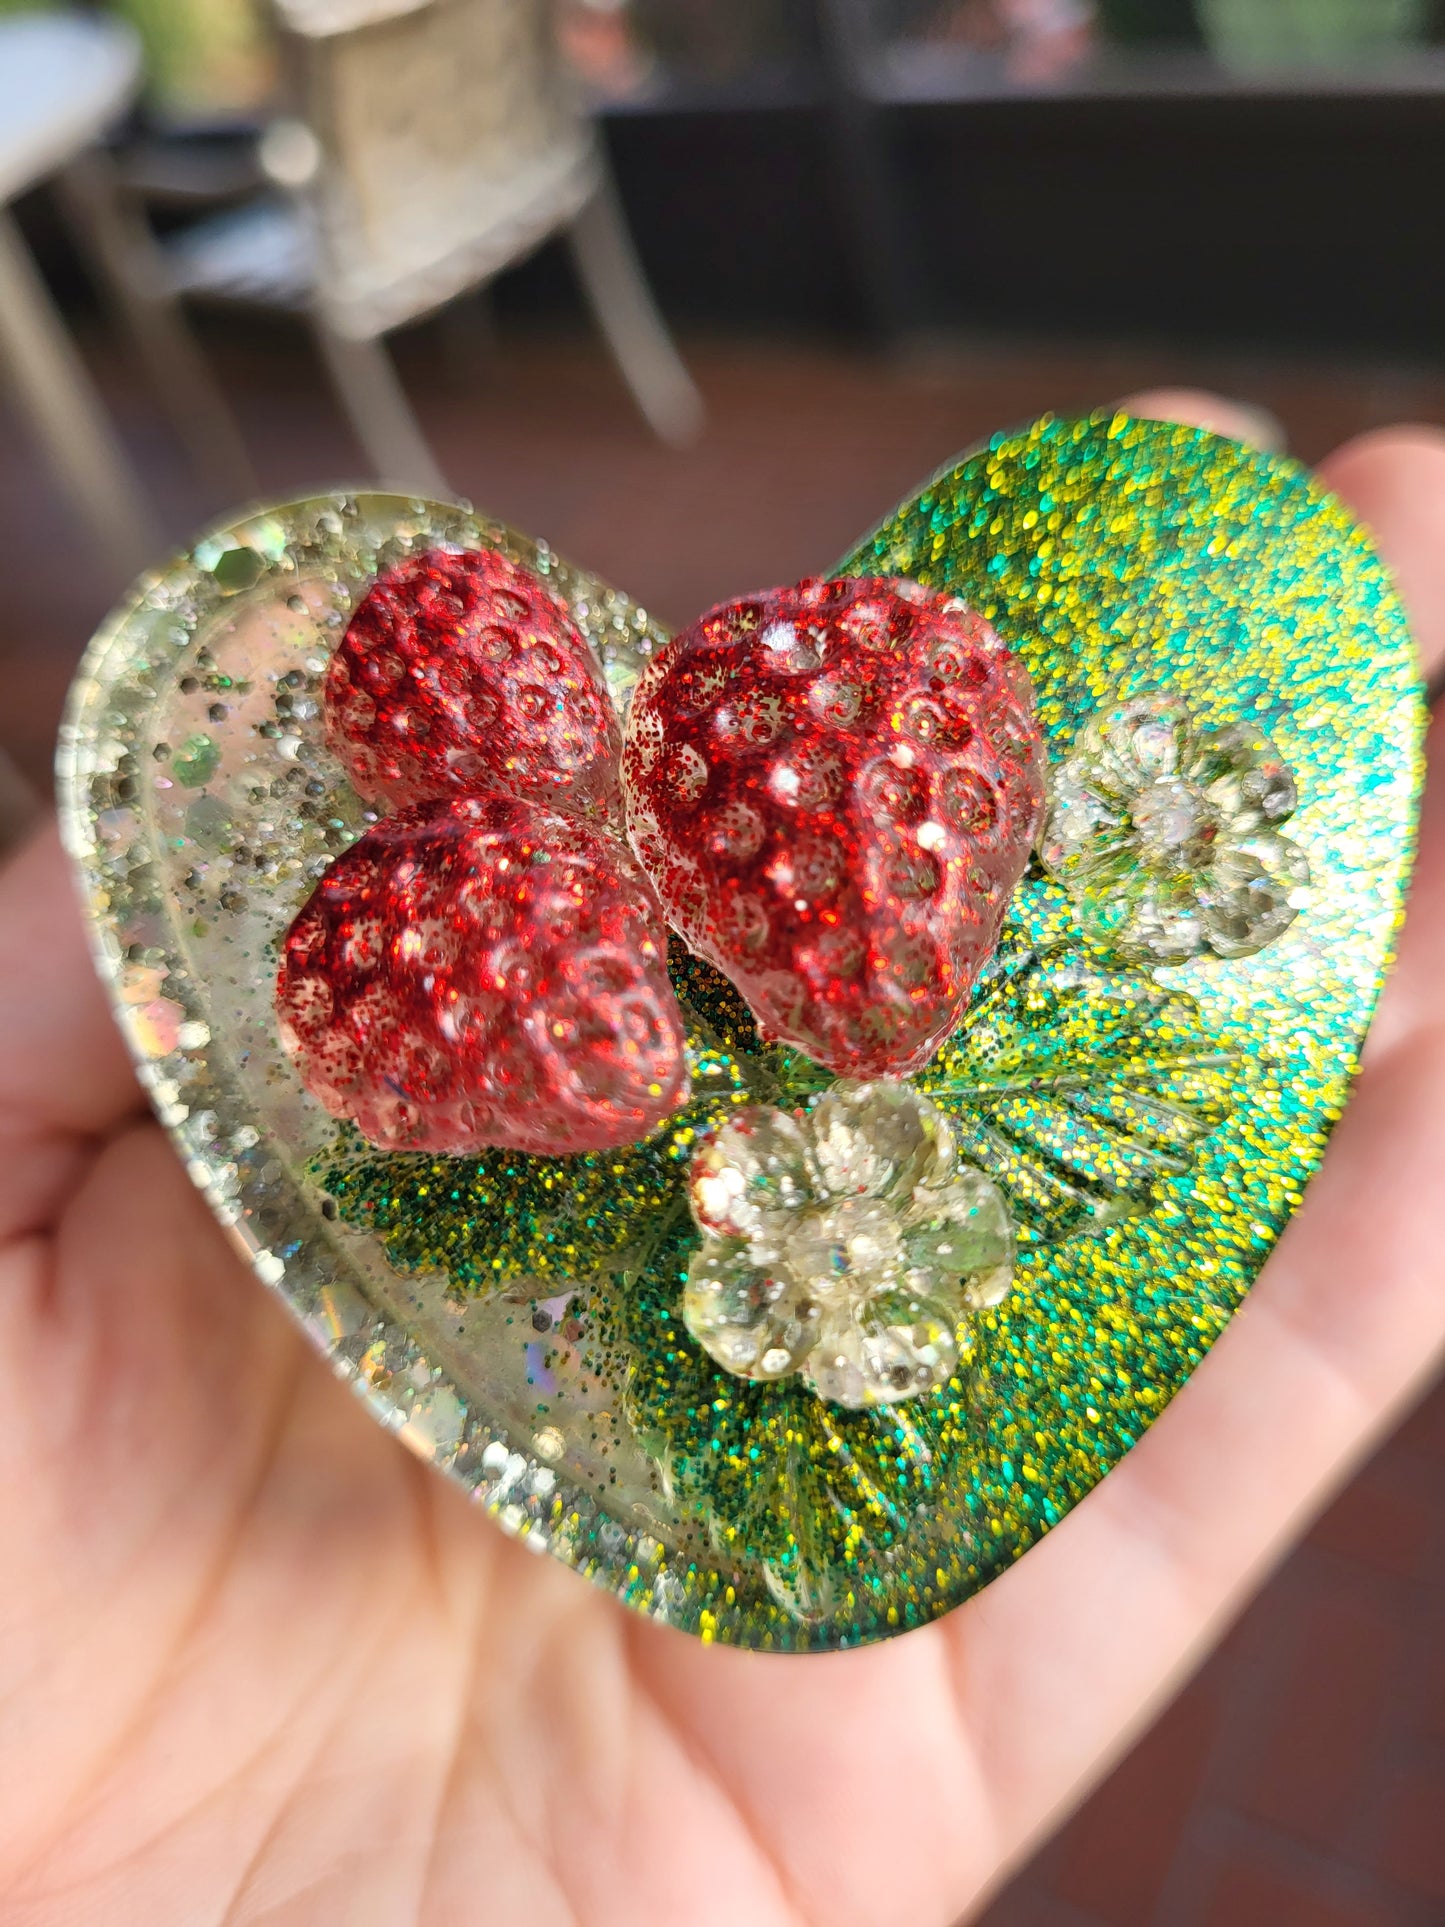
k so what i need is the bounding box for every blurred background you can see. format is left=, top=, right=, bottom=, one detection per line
left=1, top=2, right=1442, bottom=1921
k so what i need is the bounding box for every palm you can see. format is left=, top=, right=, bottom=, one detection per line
left=3, top=404, right=1444, bottom=1927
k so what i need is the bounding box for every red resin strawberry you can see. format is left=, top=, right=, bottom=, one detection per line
left=622, top=575, right=1046, bottom=1077
left=276, top=795, right=688, bottom=1155
left=324, top=546, right=621, bottom=819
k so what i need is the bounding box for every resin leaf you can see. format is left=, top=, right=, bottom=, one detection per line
left=914, top=943, right=1240, bottom=1242
left=313, top=1122, right=693, bottom=1293
left=313, top=1027, right=753, bottom=1293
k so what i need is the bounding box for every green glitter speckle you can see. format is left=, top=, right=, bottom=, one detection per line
left=173, top=733, right=220, bottom=787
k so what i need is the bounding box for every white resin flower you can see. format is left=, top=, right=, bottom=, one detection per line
left=1039, top=692, right=1309, bottom=964
left=682, top=1081, right=1013, bottom=1408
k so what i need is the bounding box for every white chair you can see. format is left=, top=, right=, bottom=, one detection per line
left=103, top=0, right=704, bottom=495
left=0, top=11, right=161, bottom=576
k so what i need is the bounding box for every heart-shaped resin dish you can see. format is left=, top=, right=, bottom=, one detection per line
left=59, top=415, right=1423, bottom=1650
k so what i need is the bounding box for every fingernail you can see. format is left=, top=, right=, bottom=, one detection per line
left=1221, top=403, right=1288, bottom=454
left=1114, top=390, right=1289, bottom=454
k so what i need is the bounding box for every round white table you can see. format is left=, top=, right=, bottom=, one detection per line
left=0, top=12, right=158, bottom=575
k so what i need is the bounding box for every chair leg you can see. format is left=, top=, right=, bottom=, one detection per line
left=567, top=169, right=704, bottom=447
left=54, top=150, right=258, bottom=507
left=0, top=206, right=158, bottom=579
left=311, top=321, right=450, bottom=497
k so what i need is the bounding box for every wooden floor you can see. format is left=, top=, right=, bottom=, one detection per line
left=4, top=311, right=1445, bottom=1927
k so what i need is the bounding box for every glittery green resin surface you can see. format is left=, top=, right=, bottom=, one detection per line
left=829, top=412, right=1422, bottom=1618
left=60, top=416, right=1421, bottom=1651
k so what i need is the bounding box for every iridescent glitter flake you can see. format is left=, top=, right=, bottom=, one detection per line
left=60, top=416, right=1423, bottom=1651
left=684, top=1083, right=1012, bottom=1407
left=1039, top=691, right=1309, bottom=963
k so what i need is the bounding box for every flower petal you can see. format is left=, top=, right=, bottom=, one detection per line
left=807, top=1078, right=953, bottom=1200
left=682, top=1235, right=818, bottom=1379
left=687, top=1104, right=816, bottom=1242
left=804, top=1288, right=962, bottom=1407
left=904, top=1166, right=1014, bottom=1291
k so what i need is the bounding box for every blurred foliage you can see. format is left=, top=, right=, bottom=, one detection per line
left=109, top=0, right=277, bottom=120
left=1196, top=0, right=1432, bottom=64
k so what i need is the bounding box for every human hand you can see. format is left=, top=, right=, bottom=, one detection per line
left=2, top=396, right=1443, bottom=1926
